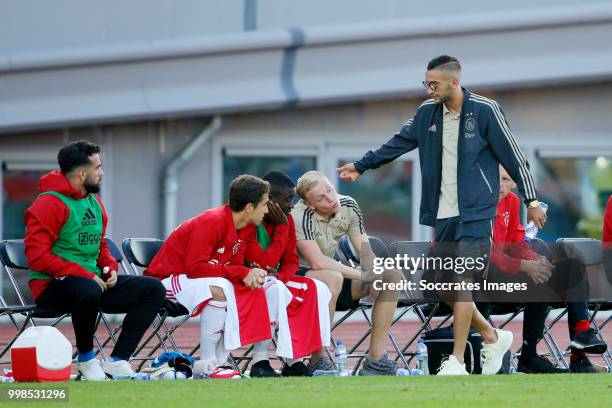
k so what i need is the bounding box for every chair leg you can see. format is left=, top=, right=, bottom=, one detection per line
left=587, top=308, right=612, bottom=370
left=329, top=309, right=360, bottom=363
left=599, top=314, right=611, bottom=330
left=542, top=323, right=569, bottom=369
left=396, top=303, right=439, bottom=366
left=92, top=313, right=108, bottom=361
left=498, top=309, right=524, bottom=330
left=348, top=309, right=373, bottom=375
left=188, top=343, right=200, bottom=357
left=432, top=313, right=453, bottom=330
left=541, top=307, right=569, bottom=368
left=386, top=304, right=417, bottom=369
left=135, top=312, right=170, bottom=356
left=228, top=354, right=241, bottom=372
left=96, top=318, right=122, bottom=354
left=135, top=315, right=190, bottom=371
left=0, top=313, right=34, bottom=360
left=159, top=319, right=180, bottom=352
left=100, top=314, right=119, bottom=346
left=131, top=312, right=170, bottom=367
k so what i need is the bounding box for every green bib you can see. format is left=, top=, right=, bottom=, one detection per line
left=253, top=224, right=281, bottom=270
left=256, top=224, right=272, bottom=250
left=29, top=191, right=103, bottom=280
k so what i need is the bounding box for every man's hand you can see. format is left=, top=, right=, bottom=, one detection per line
left=243, top=268, right=267, bottom=289
left=337, top=163, right=361, bottom=183
left=539, top=256, right=554, bottom=270
left=266, top=201, right=288, bottom=225
left=521, top=259, right=553, bottom=284
left=105, top=270, right=118, bottom=288
left=93, top=275, right=108, bottom=292
left=265, top=266, right=278, bottom=277
left=359, top=265, right=380, bottom=283
left=251, top=262, right=278, bottom=277
left=527, top=205, right=547, bottom=229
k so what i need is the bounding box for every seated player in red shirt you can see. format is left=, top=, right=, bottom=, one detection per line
left=145, top=175, right=273, bottom=379
left=489, top=166, right=606, bottom=373
left=245, top=171, right=331, bottom=377
left=604, top=195, right=612, bottom=273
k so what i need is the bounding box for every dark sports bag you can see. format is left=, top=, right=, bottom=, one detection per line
left=422, top=325, right=511, bottom=374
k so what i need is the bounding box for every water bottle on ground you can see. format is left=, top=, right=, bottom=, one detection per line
left=524, top=202, right=548, bottom=242
left=415, top=338, right=429, bottom=375
left=113, top=372, right=150, bottom=381
left=335, top=340, right=350, bottom=377
left=395, top=368, right=411, bottom=376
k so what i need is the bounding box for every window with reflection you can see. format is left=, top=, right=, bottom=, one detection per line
left=223, top=155, right=316, bottom=198
left=337, top=160, right=413, bottom=242
left=535, top=155, right=611, bottom=240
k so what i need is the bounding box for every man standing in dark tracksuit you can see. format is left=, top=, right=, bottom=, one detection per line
left=338, top=55, right=547, bottom=375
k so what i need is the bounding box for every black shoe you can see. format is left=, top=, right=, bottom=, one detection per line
left=570, top=328, right=608, bottom=354
left=250, top=360, right=280, bottom=378
left=517, top=354, right=569, bottom=374
left=281, top=361, right=312, bottom=377
left=569, top=355, right=598, bottom=373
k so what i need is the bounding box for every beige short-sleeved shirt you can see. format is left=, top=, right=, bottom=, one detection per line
left=437, top=103, right=460, bottom=219
left=291, top=194, right=366, bottom=269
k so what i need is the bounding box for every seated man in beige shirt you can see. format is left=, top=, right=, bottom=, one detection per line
left=291, top=171, right=401, bottom=376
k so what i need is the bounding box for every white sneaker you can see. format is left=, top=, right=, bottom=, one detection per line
left=102, top=359, right=136, bottom=379
left=481, top=329, right=513, bottom=375
left=76, top=359, right=108, bottom=381
left=437, top=355, right=469, bottom=375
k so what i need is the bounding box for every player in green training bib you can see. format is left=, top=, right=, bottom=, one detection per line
left=24, top=140, right=165, bottom=381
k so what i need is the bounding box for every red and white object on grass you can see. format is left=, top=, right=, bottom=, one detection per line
left=10, top=326, right=72, bottom=382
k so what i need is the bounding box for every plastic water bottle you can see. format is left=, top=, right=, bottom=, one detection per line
left=524, top=202, right=548, bottom=242
left=415, top=338, right=429, bottom=375
left=335, top=340, right=350, bottom=377
left=312, top=370, right=338, bottom=377
left=153, top=370, right=187, bottom=380
left=396, top=368, right=411, bottom=376
left=113, top=372, right=150, bottom=381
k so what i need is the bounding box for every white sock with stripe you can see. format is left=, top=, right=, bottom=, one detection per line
left=252, top=278, right=282, bottom=364
left=199, top=300, right=227, bottom=363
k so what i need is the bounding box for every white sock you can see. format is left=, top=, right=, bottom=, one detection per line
left=250, top=278, right=283, bottom=365
left=252, top=340, right=271, bottom=364
left=200, top=300, right=227, bottom=363
left=253, top=318, right=278, bottom=364
left=264, top=279, right=280, bottom=321
left=215, top=334, right=230, bottom=366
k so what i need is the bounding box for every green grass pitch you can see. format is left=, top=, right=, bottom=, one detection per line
left=1, top=374, right=610, bottom=408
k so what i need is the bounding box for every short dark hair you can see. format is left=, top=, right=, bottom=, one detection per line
left=427, top=55, right=461, bottom=72
left=228, top=175, right=270, bottom=212
left=57, top=140, right=101, bottom=174
left=262, top=170, right=295, bottom=190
